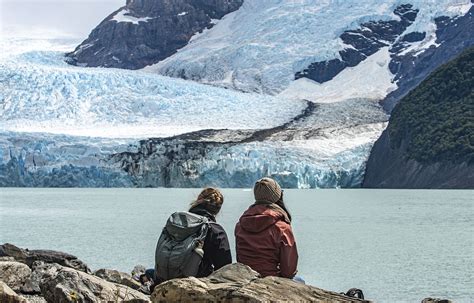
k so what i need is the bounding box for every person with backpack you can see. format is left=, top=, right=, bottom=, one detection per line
left=235, top=177, right=299, bottom=279
left=153, top=188, right=232, bottom=286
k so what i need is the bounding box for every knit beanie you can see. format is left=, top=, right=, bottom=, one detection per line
left=254, top=177, right=282, bottom=204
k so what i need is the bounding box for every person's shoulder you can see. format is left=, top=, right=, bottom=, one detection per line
left=274, top=220, right=292, bottom=232
left=208, top=222, right=228, bottom=235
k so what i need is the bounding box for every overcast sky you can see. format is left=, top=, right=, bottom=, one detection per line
left=0, top=0, right=125, bottom=39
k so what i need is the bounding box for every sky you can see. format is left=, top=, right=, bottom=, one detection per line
left=0, top=0, right=125, bottom=40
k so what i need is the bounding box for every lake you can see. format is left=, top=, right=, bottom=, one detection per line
left=0, top=188, right=472, bottom=302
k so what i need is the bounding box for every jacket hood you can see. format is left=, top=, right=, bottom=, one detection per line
left=238, top=204, right=285, bottom=233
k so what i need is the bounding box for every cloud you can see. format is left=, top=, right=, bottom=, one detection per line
left=0, top=0, right=124, bottom=40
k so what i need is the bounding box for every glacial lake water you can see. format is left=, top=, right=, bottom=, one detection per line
left=0, top=188, right=472, bottom=302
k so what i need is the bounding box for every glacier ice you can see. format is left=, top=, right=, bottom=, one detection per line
left=0, top=117, right=387, bottom=188
left=0, top=42, right=306, bottom=138
left=150, top=0, right=472, bottom=94
left=154, top=123, right=389, bottom=188
left=0, top=19, right=397, bottom=188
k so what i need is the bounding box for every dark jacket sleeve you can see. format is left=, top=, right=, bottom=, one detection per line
left=207, top=223, right=232, bottom=270
left=277, top=222, right=298, bottom=279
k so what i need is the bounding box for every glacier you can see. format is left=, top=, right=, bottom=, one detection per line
left=0, top=37, right=389, bottom=189
left=2, top=0, right=470, bottom=188
left=0, top=43, right=305, bottom=138
left=0, top=36, right=389, bottom=188
left=150, top=0, right=472, bottom=94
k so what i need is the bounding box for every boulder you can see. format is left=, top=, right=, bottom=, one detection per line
left=0, top=243, right=90, bottom=273
left=20, top=261, right=61, bottom=294
left=41, top=265, right=150, bottom=302
left=0, top=281, right=28, bottom=303
left=421, top=299, right=453, bottom=303
left=151, top=263, right=369, bottom=302
left=94, top=268, right=141, bottom=290
left=0, top=244, right=28, bottom=263
left=0, top=261, right=32, bottom=291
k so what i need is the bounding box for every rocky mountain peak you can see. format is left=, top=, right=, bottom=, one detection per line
left=66, top=0, right=243, bottom=69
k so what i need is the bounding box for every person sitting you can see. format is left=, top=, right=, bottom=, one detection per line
left=151, top=187, right=232, bottom=289
left=186, top=187, right=232, bottom=277
left=235, top=177, right=299, bottom=279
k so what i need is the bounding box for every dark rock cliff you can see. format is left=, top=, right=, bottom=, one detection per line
left=66, top=0, right=243, bottom=69
left=363, top=47, right=474, bottom=189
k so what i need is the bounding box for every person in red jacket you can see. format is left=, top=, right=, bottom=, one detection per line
left=235, top=177, right=299, bottom=279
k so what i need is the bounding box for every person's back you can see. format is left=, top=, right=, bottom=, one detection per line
left=154, top=188, right=232, bottom=283
left=235, top=178, right=298, bottom=279
left=189, top=202, right=232, bottom=277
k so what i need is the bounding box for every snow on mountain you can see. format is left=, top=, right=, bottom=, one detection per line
left=111, top=9, right=153, bottom=25
left=1, top=0, right=471, bottom=188
left=151, top=0, right=471, bottom=94
left=280, top=47, right=397, bottom=103
left=0, top=41, right=305, bottom=138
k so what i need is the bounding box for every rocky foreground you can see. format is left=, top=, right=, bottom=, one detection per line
left=0, top=244, right=451, bottom=302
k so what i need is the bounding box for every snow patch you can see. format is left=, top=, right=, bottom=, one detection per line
left=280, top=48, right=397, bottom=103
left=398, top=22, right=440, bottom=57
left=111, top=9, right=153, bottom=25
left=446, top=0, right=472, bottom=15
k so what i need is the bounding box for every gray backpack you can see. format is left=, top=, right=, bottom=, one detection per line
left=154, top=211, right=209, bottom=281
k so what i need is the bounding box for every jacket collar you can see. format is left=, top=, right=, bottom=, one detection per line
left=253, top=201, right=290, bottom=224
left=189, top=204, right=216, bottom=222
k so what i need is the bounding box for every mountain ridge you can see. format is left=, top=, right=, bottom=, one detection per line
left=363, top=46, right=474, bottom=188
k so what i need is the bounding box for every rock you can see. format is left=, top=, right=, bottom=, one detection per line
left=18, top=295, right=47, bottom=303
left=0, top=261, right=32, bottom=291
left=94, top=268, right=141, bottom=290
left=0, top=244, right=28, bottom=263
left=0, top=281, right=27, bottom=303
left=20, top=261, right=61, bottom=295
left=0, top=243, right=90, bottom=273
left=41, top=265, right=150, bottom=303
left=67, top=0, right=244, bottom=69
left=151, top=263, right=369, bottom=302
left=421, top=299, right=452, bottom=303
left=132, top=264, right=146, bottom=278
left=0, top=281, right=28, bottom=303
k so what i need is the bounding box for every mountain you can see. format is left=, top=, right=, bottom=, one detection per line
left=363, top=47, right=474, bottom=188
left=68, top=0, right=473, bottom=100
left=1, top=0, right=473, bottom=188
left=66, top=0, right=243, bottom=69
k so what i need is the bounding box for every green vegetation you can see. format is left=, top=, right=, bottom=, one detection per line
left=388, top=46, right=474, bottom=164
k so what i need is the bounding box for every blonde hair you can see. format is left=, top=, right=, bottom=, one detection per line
left=189, top=187, right=224, bottom=215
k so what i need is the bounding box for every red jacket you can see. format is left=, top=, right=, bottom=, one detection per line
left=235, top=204, right=298, bottom=278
